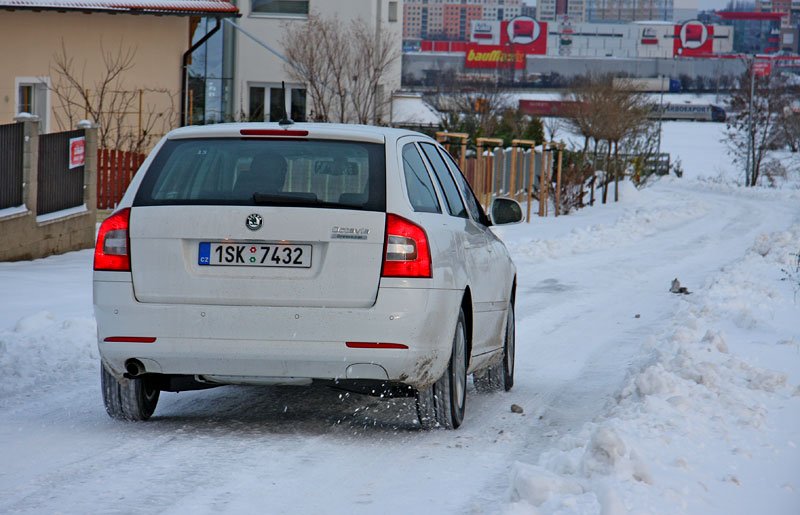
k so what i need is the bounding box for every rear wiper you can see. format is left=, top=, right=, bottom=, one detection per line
left=252, top=193, right=344, bottom=209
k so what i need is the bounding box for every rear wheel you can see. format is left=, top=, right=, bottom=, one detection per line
left=101, top=363, right=160, bottom=421
left=415, top=308, right=467, bottom=429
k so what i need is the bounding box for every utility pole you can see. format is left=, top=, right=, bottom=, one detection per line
left=745, top=56, right=755, bottom=186
left=656, top=74, right=665, bottom=160
left=373, top=0, right=383, bottom=125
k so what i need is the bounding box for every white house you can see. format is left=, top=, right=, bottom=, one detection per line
left=226, top=0, right=403, bottom=124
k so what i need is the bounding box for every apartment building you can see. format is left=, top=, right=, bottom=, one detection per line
left=404, top=0, right=523, bottom=40
left=537, top=0, right=588, bottom=22
left=585, top=0, right=674, bottom=23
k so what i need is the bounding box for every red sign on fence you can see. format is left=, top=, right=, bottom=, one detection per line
left=69, top=137, right=85, bottom=169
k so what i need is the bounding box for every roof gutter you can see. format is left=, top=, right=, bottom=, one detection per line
left=0, top=6, right=237, bottom=16
left=181, top=17, right=222, bottom=127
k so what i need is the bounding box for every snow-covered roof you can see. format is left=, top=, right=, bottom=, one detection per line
left=391, top=93, right=442, bottom=126
left=0, top=0, right=238, bottom=16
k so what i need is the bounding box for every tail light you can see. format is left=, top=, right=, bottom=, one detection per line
left=94, top=208, right=131, bottom=271
left=382, top=214, right=432, bottom=278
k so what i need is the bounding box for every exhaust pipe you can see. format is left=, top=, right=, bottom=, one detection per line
left=124, top=359, right=146, bottom=378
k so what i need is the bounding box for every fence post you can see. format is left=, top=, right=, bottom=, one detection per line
left=436, top=131, right=469, bottom=172
left=509, top=142, right=518, bottom=200
left=475, top=137, right=504, bottom=209
left=475, top=140, right=485, bottom=208
left=554, top=143, right=564, bottom=217
left=13, top=114, right=40, bottom=215
left=526, top=149, right=535, bottom=223
left=77, top=121, right=98, bottom=220
left=538, top=143, right=548, bottom=217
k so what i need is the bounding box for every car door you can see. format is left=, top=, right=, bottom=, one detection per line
left=418, top=142, right=503, bottom=357
left=438, top=147, right=510, bottom=355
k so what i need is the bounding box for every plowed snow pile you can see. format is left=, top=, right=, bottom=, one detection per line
left=505, top=224, right=800, bottom=514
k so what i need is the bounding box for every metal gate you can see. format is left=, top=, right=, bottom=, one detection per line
left=0, top=123, right=24, bottom=210
left=37, top=129, right=85, bottom=216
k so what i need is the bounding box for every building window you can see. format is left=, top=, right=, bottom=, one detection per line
left=249, top=85, right=307, bottom=122
left=251, top=0, right=309, bottom=15
left=388, top=1, right=398, bottom=22
left=249, top=87, right=265, bottom=122
left=187, top=18, right=233, bottom=125
left=15, top=78, right=48, bottom=131
left=18, top=85, right=33, bottom=114
left=290, top=89, right=307, bottom=121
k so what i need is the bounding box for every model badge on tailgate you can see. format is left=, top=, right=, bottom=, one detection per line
left=331, top=226, right=370, bottom=240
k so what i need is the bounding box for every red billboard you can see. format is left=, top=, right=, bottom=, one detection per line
left=752, top=60, right=772, bottom=77
left=499, top=17, right=547, bottom=55
left=465, top=16, right=547, bottom=69
left=674, top=21, right=714, bottom=57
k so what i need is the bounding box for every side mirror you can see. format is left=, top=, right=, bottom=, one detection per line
left=490, top=197, right=523, bottom=225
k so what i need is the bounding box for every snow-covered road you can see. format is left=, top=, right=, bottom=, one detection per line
left=1, top=179, right=798, bottom=514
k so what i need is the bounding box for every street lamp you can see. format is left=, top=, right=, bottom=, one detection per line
left=656, top=74, right=665, bottom=171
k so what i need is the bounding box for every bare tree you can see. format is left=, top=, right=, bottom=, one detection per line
left=603, top=78, right=653, bottom=201
left=282, top=13, right=399, bottom=124
left=282, top=16, right=336, bottom=121
left=543, top=116, right=564, bottom=141
left=350, top=19, right=400, bottom=125
left=564, top=75, right=654, bottom=202
left=726, top=66, right=793, bottom=186
left=427, top=74, right=512, bottom=141
left=48, top=39, right=176, bottom=153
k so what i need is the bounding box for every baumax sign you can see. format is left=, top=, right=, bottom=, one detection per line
left=465, top=46, right=526, bottom=69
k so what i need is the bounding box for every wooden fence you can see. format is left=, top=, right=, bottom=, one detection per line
left=97, top=149, right=146, bottom=210
left=437, top=132, right=567, bottom=221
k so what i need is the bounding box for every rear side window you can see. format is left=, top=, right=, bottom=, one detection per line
left=441, top=151, right=490, bottom=226
left=419, top=143, right=467, bottom=218
left=401, top=143, right=440, bottom=213
left=133, top=138, right=386, bottom=211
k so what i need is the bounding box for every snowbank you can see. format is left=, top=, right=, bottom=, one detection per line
left=503, top=223, right=800, bottom=514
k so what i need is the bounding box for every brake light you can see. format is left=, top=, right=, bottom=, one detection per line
left=94, top=208, right=131, bottom=271
left=240, top=129, right=309, bottom=137
left=382, top=214, right=432, bottom=278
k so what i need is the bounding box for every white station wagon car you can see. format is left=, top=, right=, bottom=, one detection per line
left=94, top=123, right=522, bottom=429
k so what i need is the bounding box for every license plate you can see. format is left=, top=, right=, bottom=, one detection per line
left=198, top=242, right=312, bottom=268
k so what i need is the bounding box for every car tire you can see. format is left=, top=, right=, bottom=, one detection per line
left=101, top=362, right=160, bottom=421
left=473, top=301, right=515, bottom=392
left=415, top=308, right=467, bottom=430
left=502, top=302, right=515, bottom=391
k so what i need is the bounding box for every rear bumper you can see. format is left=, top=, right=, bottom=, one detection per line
left=94, top=278, right=462, bottom=389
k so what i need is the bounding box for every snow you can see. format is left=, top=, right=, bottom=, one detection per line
left=1, top=126, right=799, bottom=514
left=392, top=93, right=442, bottom=125
left=35, top=203, right=88, bottom=224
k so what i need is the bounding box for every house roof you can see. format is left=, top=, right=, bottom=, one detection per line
left=0, top=0, right=238, bottom=16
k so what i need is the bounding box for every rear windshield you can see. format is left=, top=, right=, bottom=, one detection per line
left=133, top=138, right=386, bottom=211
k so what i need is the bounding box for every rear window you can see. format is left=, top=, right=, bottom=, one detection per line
left=133, top=138, right=386, bottom=211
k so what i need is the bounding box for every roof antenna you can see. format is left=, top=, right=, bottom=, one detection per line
left=278, top=81, right=294, bottom=127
